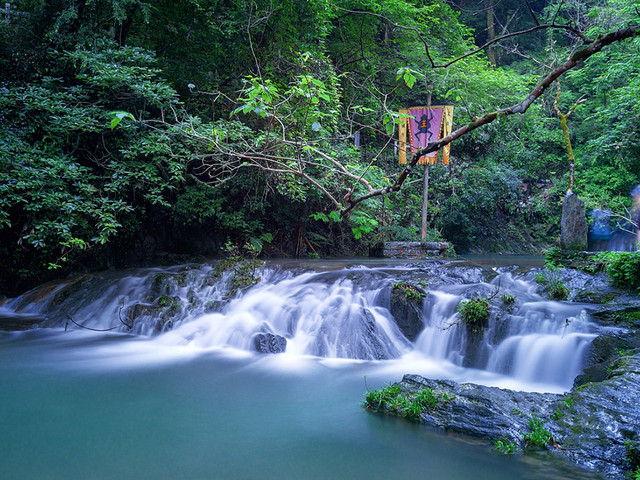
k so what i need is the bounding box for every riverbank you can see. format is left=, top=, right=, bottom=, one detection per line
left=365, top=263, right=640, bottom=479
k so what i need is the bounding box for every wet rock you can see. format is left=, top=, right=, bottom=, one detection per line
left=389, top=285, right=425, bottom=341
left=371, top=352, right=640, bottom=479
left=555, top=354, right=640, bottom=478
left=253, top=333, right=287, bottom=354
left=394, top=374, right=557, bottom=444
left=573, top=333, right=634, bottom=386
left=0, top=312, right=44, bottom=331
left=589, top=304, right=640, bottom=328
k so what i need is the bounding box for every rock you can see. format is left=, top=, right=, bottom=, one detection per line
left=555, top=354, right=640, bottom=478
left=0, top=312, right=44, bottom=331
left=253, top=333, right=287, bottom=354
left=389, top=285, right=425, bottom=341
left=394, top=374, right=557, bottom=444
left=573, top=333, right=634, bottom=387
left=561, top=193, right=588, bottom=250
left=369, top=352, right=640, bottom=479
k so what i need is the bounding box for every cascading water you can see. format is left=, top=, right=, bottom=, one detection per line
left=0, top=260, right=600, bottom=392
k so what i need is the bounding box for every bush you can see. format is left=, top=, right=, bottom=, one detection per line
left=535, top=267, right=569, bottom=300
left=591, top=251, right=640, bottom=292
left=457, top=297, right=490, bottom=331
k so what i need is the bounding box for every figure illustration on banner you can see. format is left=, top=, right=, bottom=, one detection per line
left=398, top=106, right=453, bottom=165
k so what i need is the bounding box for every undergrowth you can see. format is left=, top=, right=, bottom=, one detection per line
left=364, top=383, right=454, bottom=423
left=523, top=416, right=553, bottom=448
left=457, top=297, right=490, bottom=331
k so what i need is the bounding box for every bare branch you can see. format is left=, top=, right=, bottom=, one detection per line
left=524, top=0, right=540, bottom=26
left=437, top=23, right=592, bottom=69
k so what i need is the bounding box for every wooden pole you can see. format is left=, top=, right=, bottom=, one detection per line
left=421, top=83, right=433, bottom=240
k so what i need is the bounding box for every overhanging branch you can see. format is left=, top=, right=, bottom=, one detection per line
left=343, top=25, right=640, bottom=215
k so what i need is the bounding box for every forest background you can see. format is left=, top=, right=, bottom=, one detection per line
left=1, top=0, right=639, bottom=295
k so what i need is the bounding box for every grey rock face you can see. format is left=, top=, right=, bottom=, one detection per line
left=375, top=353, right=640, bottom=479
left=389, top=286, right=425, bottom=341
left=561, top=193, right=588, bottom=250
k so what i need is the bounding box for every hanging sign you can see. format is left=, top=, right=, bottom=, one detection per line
left=398, top=106, right=454, bottom=165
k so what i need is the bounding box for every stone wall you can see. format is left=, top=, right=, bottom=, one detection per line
left=371, top=241, right=450, bottom=259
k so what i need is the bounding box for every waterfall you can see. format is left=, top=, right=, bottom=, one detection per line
left=0, top=260, right=601, bottom=390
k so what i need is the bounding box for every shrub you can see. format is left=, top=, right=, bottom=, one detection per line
left=501, top=293, right=516, bottom=305
left=392, top=282, right=426, bottom=301
left=494, top=438, right=521, bottom=454
left=535, top=267, right=569, bottom=300
left=591, top=251, right=640, bottom=292
left=457, top=297, right=490, bottom=331
left=364, top=385, right=454, bottom=423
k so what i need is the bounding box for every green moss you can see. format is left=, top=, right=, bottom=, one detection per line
left=610, top=310, right=640, bottom=327
left=151, top=273, right=171, bottom=294
left=157, top=294, right=181, bottom=315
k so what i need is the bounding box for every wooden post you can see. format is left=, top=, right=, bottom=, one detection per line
left=421, top=83, right=433, bottom=240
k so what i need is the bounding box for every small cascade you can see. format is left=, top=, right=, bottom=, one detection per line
left=158, top=271, right=409, bottom=360
left=1, top=260, right=603, bottom=390
left=414, top=291, right=466, bottom=364
left=405, top=269, right=598, bottom=388
left=482, top=303, right=596, bottom=386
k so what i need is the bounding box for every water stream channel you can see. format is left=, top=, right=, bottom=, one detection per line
left=0, top=257, right=608, bottom=479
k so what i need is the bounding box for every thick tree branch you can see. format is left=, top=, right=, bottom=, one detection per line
left=343, top=24, right=640, bottom=215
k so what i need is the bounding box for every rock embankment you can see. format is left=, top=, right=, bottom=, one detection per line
left=369, top=353, right=640, bottom=479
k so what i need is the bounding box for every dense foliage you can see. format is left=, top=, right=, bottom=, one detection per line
left=1, top=0, right=639, bottom=293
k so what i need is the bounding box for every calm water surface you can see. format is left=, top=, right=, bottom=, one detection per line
left=0, top=329, right=602, bottom=480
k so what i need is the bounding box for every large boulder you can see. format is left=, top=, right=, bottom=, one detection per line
left=389, top=284, right=425, bottom=341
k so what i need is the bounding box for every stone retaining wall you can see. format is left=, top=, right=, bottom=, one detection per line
left=371, top=241, right=450, bottom=259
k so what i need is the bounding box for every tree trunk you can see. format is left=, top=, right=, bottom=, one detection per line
left=485, top=0, right=497, bottom=65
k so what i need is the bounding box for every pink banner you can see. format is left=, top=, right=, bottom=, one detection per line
left=408, top=107, right=444, bottom=163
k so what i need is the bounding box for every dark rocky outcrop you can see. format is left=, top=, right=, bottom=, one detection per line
left=371, top=352, right=640, bottom=479
left=389, top=285, right=425, bottom=341
left=253, top=333, right=287, bottom=354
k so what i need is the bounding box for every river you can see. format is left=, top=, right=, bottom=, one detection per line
left=0, top=258, right=606, bottom=479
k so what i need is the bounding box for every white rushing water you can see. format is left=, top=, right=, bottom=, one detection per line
left=0, top=260, right=600, bottom=393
